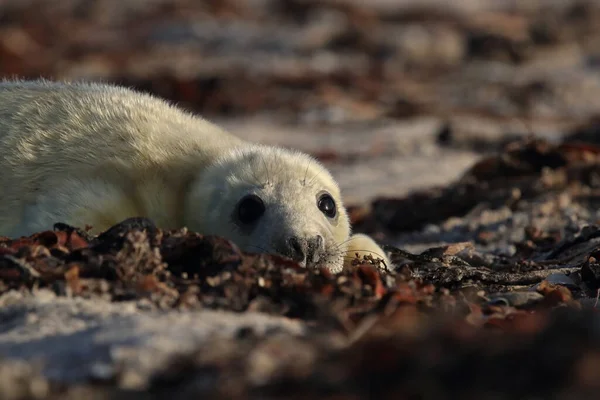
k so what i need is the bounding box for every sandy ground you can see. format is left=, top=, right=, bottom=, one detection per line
left=0, top=290, right=306, bottom=390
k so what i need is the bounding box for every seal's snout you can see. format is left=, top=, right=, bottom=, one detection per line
left=285, top=235, right=324, bottom=267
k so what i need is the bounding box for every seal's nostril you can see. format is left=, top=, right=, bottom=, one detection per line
left=287, top=237, right=306, bottom=263
left=286, top=235, right=324, bottom=267
left=314, top=235, right=324, bottom=249
left=306, top=235, right=324, bottom=265
left=307, top=235, right=324, bottom=252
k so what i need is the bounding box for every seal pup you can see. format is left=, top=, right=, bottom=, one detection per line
left=0, top=79, right=389, bottom=272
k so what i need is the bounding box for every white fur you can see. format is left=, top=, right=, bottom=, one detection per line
left=0, top=79, right=388, bottom=272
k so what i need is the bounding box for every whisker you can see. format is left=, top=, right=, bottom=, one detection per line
left=307, top=168, right=324, bottom=187
left=250, top=164, right=264, bottom=187
left=334, top=237, right=357, bottom=250
left=259, top=153, right=270, bottom=184
left=337, top=233, right=383, bottom=246
left=247, top=245, right=270, bottom=254
left=338, top=237, right=355, bottom=246
left=302, top=158, right=311, bottom=186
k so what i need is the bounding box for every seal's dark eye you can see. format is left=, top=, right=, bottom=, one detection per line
left=237, top=194, right=265, bottom=224
left=317, top=193, right=336, bottom=218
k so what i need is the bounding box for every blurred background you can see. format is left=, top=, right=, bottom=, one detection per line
left=2, top=0, right=600, bottom=206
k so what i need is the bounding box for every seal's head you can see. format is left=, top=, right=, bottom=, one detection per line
left=185, top=145, right=351, bottom=272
